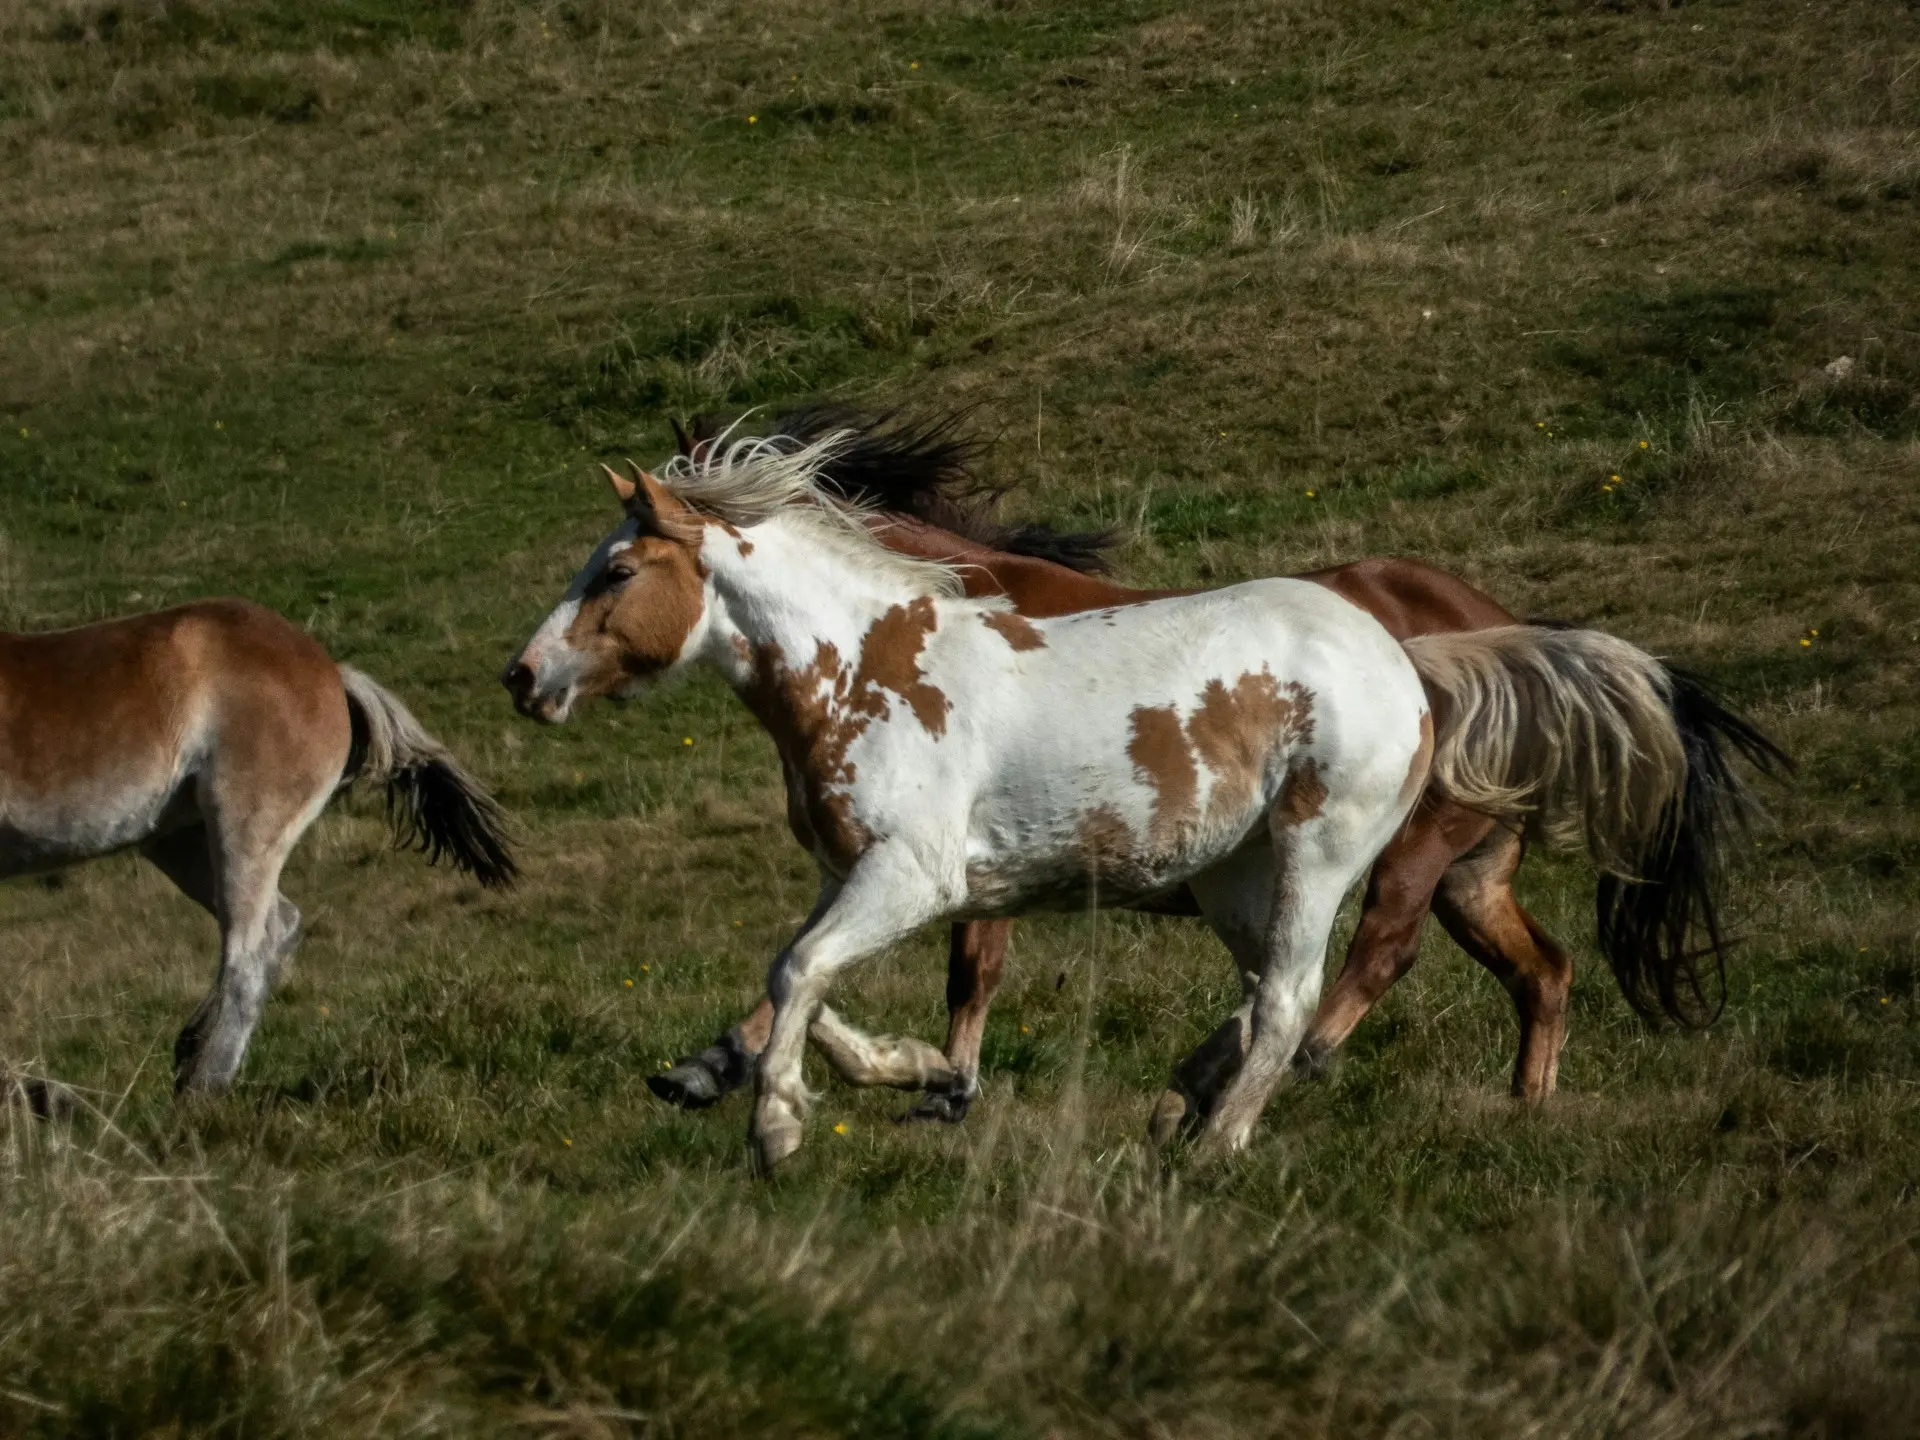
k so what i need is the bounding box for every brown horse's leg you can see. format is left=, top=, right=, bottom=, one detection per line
left=1294, top=800, right=1495, bottom=1076
left=144, top=824, right=303, bottom=986
left=1430, top=827, right=1574, bottom=1100
left=899, top=919, right=1012, bottom=1124
left=172, top=777, right=332, bottom=1094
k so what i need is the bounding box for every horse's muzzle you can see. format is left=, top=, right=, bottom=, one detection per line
left=501, top=660, right=565, bottom=722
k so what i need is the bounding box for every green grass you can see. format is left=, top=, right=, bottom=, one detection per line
left=4, top=0, right=1920, bottom=1433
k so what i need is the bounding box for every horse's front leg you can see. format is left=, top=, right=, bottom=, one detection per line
left=753, top=849, right=948, bottom=1175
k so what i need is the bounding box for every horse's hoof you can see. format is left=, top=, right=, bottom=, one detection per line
left=1148, top=1088, right=1189, bottom=1148
left=750, top=1113, right=805, bottom=1177
left=649, top=1059, right=724, bottom=1110
left=3, top=1074, right=75, bottom=1123
left=648, top=1043, right=750, bottom=1110
left=897, top=1089, right=972, bottom=1125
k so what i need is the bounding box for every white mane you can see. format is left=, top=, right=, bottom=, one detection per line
left=658, top=426, right=965, bottom=597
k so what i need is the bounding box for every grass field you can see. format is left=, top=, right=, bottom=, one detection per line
left=4, top=0, right=1919, bottom=1433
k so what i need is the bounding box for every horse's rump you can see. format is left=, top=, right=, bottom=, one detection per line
left=0, top=600, right=350, bottom=873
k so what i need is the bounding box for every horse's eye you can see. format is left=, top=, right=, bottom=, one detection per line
left=589, top=563, right=638, bottom=598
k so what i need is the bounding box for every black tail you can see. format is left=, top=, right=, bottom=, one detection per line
left=383, top=759, right=519, bottom=891
left=1594, top=669, right=1791, bottom=1025
left=341, top=667, right=519, bottom=890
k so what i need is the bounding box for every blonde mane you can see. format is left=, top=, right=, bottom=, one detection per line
left=658, top=426, right=965, bottom=597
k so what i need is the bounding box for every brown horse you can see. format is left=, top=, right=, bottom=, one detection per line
left=641, top=409, right=1785, bottom=1123
left=2, top=598, right=516, bottom=1096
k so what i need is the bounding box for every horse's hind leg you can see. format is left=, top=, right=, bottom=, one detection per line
left=143, top=824, right=303, bottom=987
left=173, top=783, right=332, bottom=1095
left=1430, top=827, right=1573, bottom=1100
left=900, top=919, right=1012, bottom=1124
left=1149, top=844, right=1270, bottom=1146
left=1294, top=800, right=1496, bottom=1077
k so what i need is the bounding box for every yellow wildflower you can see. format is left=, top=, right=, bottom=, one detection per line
left=833, top=1122, right=848, bottom=1135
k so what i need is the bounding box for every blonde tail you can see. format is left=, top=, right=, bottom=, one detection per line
left=1402, top=625, right=1787, bottom=1025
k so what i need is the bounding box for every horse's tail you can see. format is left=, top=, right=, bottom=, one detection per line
left=338, top=666, right=518, bottom=890
left=1401, top=626, right=1788, bottom=1025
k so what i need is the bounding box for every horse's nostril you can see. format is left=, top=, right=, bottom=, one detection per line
left=503, top=662, right=535, bottom=701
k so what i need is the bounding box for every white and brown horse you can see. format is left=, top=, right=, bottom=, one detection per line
left=505, top=436, right=1692, bottom=1173
left=648, top=409, right=1786, bottom=1123
left=2, top=598, right=515, bottom=1097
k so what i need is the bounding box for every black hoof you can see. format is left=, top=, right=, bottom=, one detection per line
left=648, top=1043, right=750, bottom=1110
left=3, top=1073, right=75, bottom=1123
left=897, top=1089, right=973, bottom=1125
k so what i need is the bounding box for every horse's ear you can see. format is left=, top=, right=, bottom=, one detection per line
left=599, top=462, right=638, bottom=507
left=689, top=413, right=725, bottom=466
left=670, top=417, right=694, bottom=457
left=619, top=461, right=696, bottom=540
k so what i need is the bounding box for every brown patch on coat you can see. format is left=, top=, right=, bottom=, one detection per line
left=849, top=597, right=949, bottom=735
left=1278, top=759, right=1329, bottom=825
left=1127, top=705, right=1199, bottom=848
left=1186, top=672, right=1314, bottom=824
left=735, top=600, right=951, bottom=871
left=1124, top=672, right=1317, bottom=850
left=705, top=516, right=754, bottom=557
left=981, top=610, right=1046, bottom=651
left=737, top=638, right=872, bottom=868
left=1400, top=710, right=1435, bottom=807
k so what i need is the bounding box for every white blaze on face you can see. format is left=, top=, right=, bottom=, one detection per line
left=510, top=520, right=637, bottom=722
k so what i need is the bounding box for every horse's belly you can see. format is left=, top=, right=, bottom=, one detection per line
left=0, top=775, right=197, bottom=879
left=961, top=806, right=1261, bottom=917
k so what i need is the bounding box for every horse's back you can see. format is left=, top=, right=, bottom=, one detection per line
left=0, top=599, right=350, bottom=872
left=952, top=578, right=1427, bottom=913
left=1297, top=556, right=1515, bottom=640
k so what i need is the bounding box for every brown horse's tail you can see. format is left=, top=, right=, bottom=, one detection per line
left=1401, top=626, right=1788, bottom=1026
left=339, top=667, right=518, bottom=890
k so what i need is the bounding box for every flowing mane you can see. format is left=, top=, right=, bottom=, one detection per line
left=659, top=429, right=966, bottom=597
left=685, top=403, right=1119, bottom=574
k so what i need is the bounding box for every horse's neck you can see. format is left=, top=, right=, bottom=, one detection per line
left=703, top=520, right=941, bottom=720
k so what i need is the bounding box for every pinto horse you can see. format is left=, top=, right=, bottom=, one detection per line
left=644, top=410, right=1788, bottom=1126
left=2, top=599, right=516, bottom=1095
left=505, top=436, right=1720, bottom=1172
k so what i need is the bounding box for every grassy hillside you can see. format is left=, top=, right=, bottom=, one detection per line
left=3, top=0, right=1918, bottom=1433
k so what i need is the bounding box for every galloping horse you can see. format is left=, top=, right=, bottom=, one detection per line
left=504, top=435, right=1724, bottom=1172
left=644, top=410, right=1788, bottom=1126
left=2, top=599, right=516, bottom=1095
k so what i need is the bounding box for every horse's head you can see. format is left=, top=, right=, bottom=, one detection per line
left=502, top=464, right=710, bottom=724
